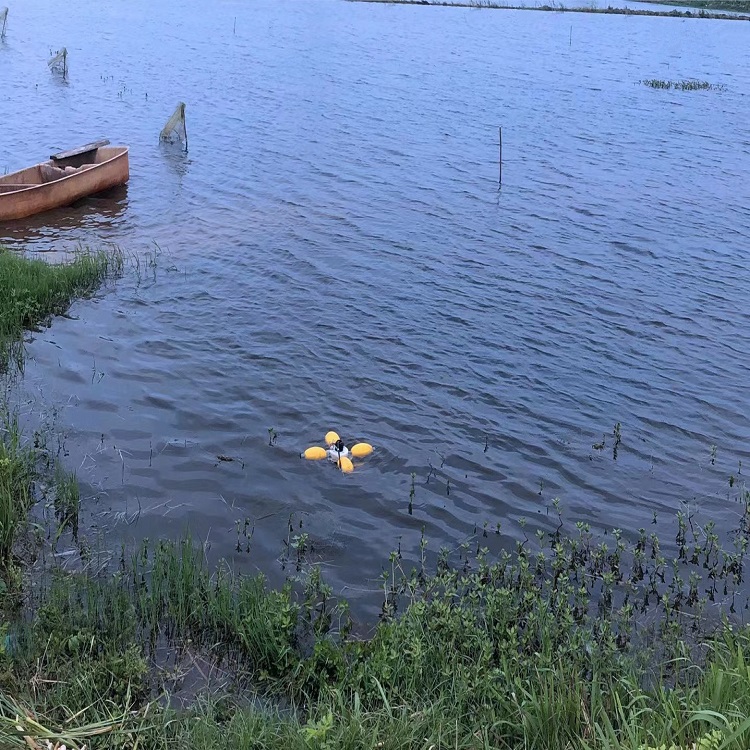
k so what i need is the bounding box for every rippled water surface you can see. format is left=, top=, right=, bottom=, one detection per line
left=2, top=0, right=750, bottom=612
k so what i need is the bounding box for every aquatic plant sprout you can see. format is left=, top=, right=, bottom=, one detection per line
left=641, top=79, right=727, bottom=91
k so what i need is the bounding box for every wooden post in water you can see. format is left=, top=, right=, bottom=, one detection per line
left=498, top=126, right=503, bottom=189
left=233, top=16, right=236, bottom=34
left=0, top=8, right=8, bottom=40
left=160, top=102, right=188, bottom=153
left=569, top=25, right=572, bottom=47
left=47, top=47, right=67, bottom=80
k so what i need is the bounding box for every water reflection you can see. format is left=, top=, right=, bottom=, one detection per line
left=0, top=183, right=129, bottom=246
left=159, top=144, right=191, bottom=180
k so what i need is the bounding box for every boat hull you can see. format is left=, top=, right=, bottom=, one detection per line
left=0, top=146, right=129, bottom=222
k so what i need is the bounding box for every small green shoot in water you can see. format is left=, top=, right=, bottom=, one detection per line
left=268, top=427, right=277, bottom=446
left=710, top=444, right=718, bottom=466
left=408, top=472, right=415, bottom=515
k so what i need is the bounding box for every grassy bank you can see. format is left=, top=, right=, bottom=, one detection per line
left=2, top=498, right=750, bottom=748
left=4, top=248, right=750, bottom=748
left=0, top=246, right=122, bottom=372
left=345, top=0, right=750, bottom=20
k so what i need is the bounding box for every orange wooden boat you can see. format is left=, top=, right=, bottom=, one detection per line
left=0, top=141, right=129, bottom=221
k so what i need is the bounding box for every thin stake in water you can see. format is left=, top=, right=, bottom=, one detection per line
left=0, top=8, right=8, bottom=39
left=498, top=126, right=503, bottom=188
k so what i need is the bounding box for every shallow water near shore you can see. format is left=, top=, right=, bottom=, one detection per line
left=2, top=0, right=749, bottom=616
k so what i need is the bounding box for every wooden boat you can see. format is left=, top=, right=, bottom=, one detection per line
left=0, top=140, right=129, bottom=221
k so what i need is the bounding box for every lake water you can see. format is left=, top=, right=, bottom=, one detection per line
left=2, top=0, right=749, bottom=616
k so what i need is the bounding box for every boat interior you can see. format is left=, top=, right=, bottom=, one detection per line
left=0, top=146, right=125, bottom=193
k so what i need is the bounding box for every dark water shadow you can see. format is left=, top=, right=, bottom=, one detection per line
left=48, top=69, right=70, bottom=88
left=0, top=183, right=129, bottom=245
left=160, top=141, right=191, bottom=180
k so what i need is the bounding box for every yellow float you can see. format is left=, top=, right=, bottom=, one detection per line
left=302, top=446, right=327, bottom=460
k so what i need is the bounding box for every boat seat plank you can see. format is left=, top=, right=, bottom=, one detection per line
left=50, top=140, right=110, bottom=161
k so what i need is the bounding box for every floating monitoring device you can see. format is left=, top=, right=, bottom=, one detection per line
left=302, top=431, right=373, bottom=473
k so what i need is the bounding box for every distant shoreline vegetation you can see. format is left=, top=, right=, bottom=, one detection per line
left=345, top=0, right=750, bottom=20
left=650, top=0, right=750, bottom=11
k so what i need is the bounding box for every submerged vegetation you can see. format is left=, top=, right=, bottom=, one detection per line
left=3, top=250, right=750, bottom=748
left=641, top=79, right=727, bottom=91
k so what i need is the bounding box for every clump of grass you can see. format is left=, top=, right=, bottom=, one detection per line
left=0, top=411, right=34, bottom=574
left=0, top=692, right=144, bottom=750
left=0, top=246, right=122, bottom=371
left=641, top=79, right=727, bottom=91
left=52, top=464, right=79, bottom=543
left=130, top=537, right=302, bottom=678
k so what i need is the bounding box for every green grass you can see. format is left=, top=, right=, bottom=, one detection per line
left=52, top=463, right=80, bottom=543
left=2, top=495, right=750, bottom=748
left=0, top=246, right=122, bottom=371
left=0, top=411, right=34, bottom=577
